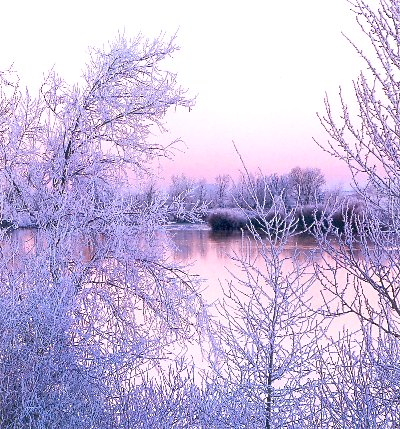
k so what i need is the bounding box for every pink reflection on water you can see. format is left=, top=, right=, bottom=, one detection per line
left=168, top=226, right=370, bottom=340
left=168, top=227, right=318, bottom=306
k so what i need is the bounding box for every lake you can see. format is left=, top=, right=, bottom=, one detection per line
left=4, top=224, right=364, bottom=337
left=166, top=224, right=369, bottom=341
left=166, top=224, right=321, bottom=305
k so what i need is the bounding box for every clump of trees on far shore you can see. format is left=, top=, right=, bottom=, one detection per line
left=164, top=166, right=327, bottom=212
left=130, top=166, right=364, bottom=235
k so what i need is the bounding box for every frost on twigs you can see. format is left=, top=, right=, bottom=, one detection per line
left=0, top=34, right=208, bottom=428
left=315, top=0, right=400, bottom=338
left=0, top=33, right=194, bottom=230
left=313, top=1, right=400, bottom=426
left=209, top=202, right=327, bottom=428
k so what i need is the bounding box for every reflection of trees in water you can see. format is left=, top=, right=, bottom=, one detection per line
left=170, top=228, right=321, bottom=264
left=169, top=229, right=211, bottom=262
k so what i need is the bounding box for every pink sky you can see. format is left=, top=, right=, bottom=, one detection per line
left=1, top=0, right=363, bottom=187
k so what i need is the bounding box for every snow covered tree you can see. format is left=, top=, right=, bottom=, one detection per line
left=314, top=327, right=400, bottom=428
left=315, top=0, right=400, bottom=424
left=192, top=177, right=209, bottom=206
left=0, top=34, right=195, bottom=228
left=231, top=171, right=291, bottom=211
left=213, top=174, right=231, bottom=208
left=209, top=190, right=326, bottom=428
left=167, top=173, right=208, bottom=221
left=317, top=0, right=400, bottom=340
left=0, top=34, right=208, bottom=428
left=287, top=167, right=325, bottom=206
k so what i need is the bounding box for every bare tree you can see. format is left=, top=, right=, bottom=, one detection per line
left=231, top=171, right=255, bottom=208
left=168, top=174, right=195, bottom=200
left=0, top=34, right=208, bottom=428
left=192, top=177, right=209, bottom=206
left=213, top=174, right=231, bottom=208
left=210, top=193, right=326, bottom=428
left=288, top=167, right=325, bottom=206
left=314, top=0, right=400, bottom=425
left=316, top=0, right=400, bottom=337
left=314, top=327, right=400, bottom=428
left=167, top=173, right=208, bottom=221
left=266, top=173, right=290, bottom=207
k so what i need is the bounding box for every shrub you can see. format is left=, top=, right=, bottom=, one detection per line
left=207, top=210, right=247, bottom=231
left=295, top=206, right=327, bottom=234
left=208, top=209, right=297, bottom=236
left=329, top=202, right=364, bottom=235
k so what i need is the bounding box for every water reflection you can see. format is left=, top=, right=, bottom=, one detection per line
left=167, top=226, right=320, bottom=303
left=169, top=226, right=319, bottom=264
left=1, top=228, right=99, bottom=264
left=167, top=226, right=371, bottom=338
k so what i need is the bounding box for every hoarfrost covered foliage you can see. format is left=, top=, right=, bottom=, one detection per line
left=0, top=34, right=209, bottom=428
left=0, top=34, right=194, bottom=228
left=312, top=0, right=400, bottom=426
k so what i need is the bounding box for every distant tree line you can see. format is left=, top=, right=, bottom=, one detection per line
left=133, top=166, right=329, bottom=215
left=169, top=166, right=328, bottom=209
left=151, top=168, right=368, bottom=235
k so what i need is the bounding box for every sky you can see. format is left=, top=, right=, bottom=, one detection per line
left=0, top=0, right=364, bottom=187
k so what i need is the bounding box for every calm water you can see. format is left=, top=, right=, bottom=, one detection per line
left=167, top=224, right=320, bottom=304
left=167, top=224, right=369, bottom=347
left=5, top=225, right=363, bottom=321
left=5, top=225, right=365, bottom=367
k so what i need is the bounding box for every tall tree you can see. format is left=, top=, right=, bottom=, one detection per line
left=0, top=34, right=207, bottom=428
left=315, top=0, right=400, bottom=425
